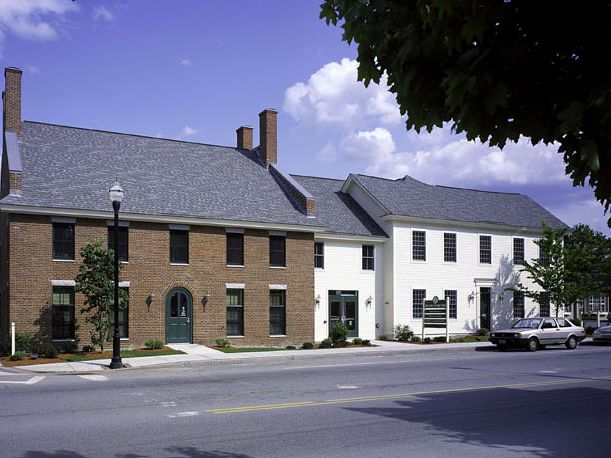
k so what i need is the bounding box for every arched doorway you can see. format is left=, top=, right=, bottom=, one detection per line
left=165, top=288, right=193, bottom=343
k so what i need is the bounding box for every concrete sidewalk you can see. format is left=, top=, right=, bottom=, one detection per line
left=10, top=340, right=493, bottom=373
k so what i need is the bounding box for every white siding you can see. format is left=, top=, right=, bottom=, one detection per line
left=314, top=238, right=383, bottom=341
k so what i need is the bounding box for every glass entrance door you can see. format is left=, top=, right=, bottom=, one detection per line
left=328, top=291, right=358, bottom=337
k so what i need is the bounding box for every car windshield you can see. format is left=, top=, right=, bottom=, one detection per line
left=512, top=318, right=542, bottom=329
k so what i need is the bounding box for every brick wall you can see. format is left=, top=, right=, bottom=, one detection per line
left=7, top=214, right=315, bottom=349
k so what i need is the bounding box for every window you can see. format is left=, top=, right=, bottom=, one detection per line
left=413, top=289, right=426, bottom=319
left=53, top=223, right=74, bottom=260
left=513, top=291, right=525, bottom=318
left=479, top=235, right=492, bottom=264
left=52, top=286, right=75, bottom=340
left=445, top=290, right=457, bottom=319
left=542, top=318, right=556, bottom=329
left=170, top=229, right=189, bottom=264
left=557, top=318, right=572, bottom=328
left=314, top=242, right=324, bottom=269
left=269, top=290, right=286, bottom=335
left=108, top=226, right=129, bottom=262
left=412, top=231, right=426, bottom=261
left=226, top=233, right=244, bottom=266
left=269, top=235, right=286, bottom=267
left=538, top=243, right=550, bottom=266
left=109, top=287, right=129, bottom=339
left=362, top=245, right=374, bottom=270
left=513, top=238, right=525, bottom=264
left=538, top=293, right=550, bottom=317
left=444, top=233, right=456, bottom=262
left=226, top=289, right=244, bottom=336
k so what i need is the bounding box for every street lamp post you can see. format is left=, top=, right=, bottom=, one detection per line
left=109, top=181, right=124, bottom=369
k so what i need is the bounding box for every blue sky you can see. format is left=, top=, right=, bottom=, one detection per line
left=1, top=0, right=608, bottom=234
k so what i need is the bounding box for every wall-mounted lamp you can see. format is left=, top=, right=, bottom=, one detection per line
left=315, top=294, right=321, bottom=308
left=468, top=291, right=475, bottom=303
left=499, top=291, right=505, bottom=302
left=146, top=293, right=155, bottom=306
left=202, top=294, right=210, bottom=308
left=365, top=295, right=373, bottom=309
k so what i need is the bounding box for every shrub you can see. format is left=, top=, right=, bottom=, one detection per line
left=476, top=328, right=489, bottom=336
left=301, top=342, right=314, bottom=350
left=319, top=338, right=332, bottom=348
left=2, top=332, right=33, bottom=355
left=286, top=345, right=296, bottom=350
left=433, top=336, right=446, bottom=343
left=362, top=339, right=371, bottom=346
left=214, top=338, right=230, bottom=348
left=329, top=322, right=348, bottom=346
left=10, top=351, right=26, bottom=361
left=352, top=337, right=363, bottom=345
left=450, top=336, right=466, bottom=343
left=410, top=336, right=421, bottom=343
left=144, top=338, right=164, bottom=350
left=423, top=337, right=432, bottom=344
left=82, top=345, right=95, bottom=353
left=32, top=338, right=58, bottom=359
left=333, top=340, right=348, bottom=348
left=571, top=318, right=582, bottom=326
left=378, top=334, right=388, bottom=341
left=394, top=324, right=414, bottom=342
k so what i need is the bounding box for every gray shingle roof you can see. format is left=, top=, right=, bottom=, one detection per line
left=352, top=174, right=567, bottom=229
left=291, top=175, right=387, bottom=237
left=1, top=122, right=320, bottom=228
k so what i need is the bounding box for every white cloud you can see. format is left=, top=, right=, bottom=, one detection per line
left=26, top=64, right=40, bottom=74
left=316, top=143, right=338, bottom=163
left=92, top=5, right=113, bottom=22
left=181, top=125, right=197, bottom=137
left=283, top=58, right=401, bottom=126
left=180, top=58, right=193, bottom=67
left=548, top=198, right=611, bottom=236
left=332, top=126, right=567, bottom=187
left=0, top=0, right=78, bottom=46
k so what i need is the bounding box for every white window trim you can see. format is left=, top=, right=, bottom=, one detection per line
left=51, top=279, right=76, bottom=286
left=478, top=233, right=493, bottom=265
left=512, top=237, right=525, bottom=263
left=226, top=283, right=245, bottom=289
left=269, top=231, right=286, bottom=236
left=443, top=232, right=458, bottom=264
left=269, top=284, right=287, bottom=290
left=51, top=217, right=76, bottom=224
left=226, top=227, right=245, bottom=234
left=411, top=229, right=427, bottom=263
left=169, top=224, right=189, bottom=231
left=119, top=281, right=130, bottom=288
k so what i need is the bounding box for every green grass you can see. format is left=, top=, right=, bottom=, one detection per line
left=65, top=348, right=185, bottom=362
left=215, top=347, right=290, bottom=353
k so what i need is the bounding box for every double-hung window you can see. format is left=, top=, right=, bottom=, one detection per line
left=444, top=290, right=457, bottom=319
left=269, top=290, right=286, bottom=335
left=53, top=223, right=75, bottom=260
left=444, top=233, right=456, bottom=262
left=412, top=231, right=426, bottom=261
left=539, top=293, right=550, bottom=317
left=170, top=229, right=189, bottom=264
left=479, top=235, right=492, bottom=264
left=513, top=238, right=525, bottom=264
left=270, top=235, right=286, bottom=267
left=362, top=245, right=374, bottom=270
left=539, top=243, right=550, bottom=266
left=226, top=289, right=244, bottom=336
left=314, top=242, right=324, bottom=269
left=52, top=286, right=75, bottom=340
left=108, top=226, right=129, bottom=262
left=226, top=232, right=244, bottom=266
left=413, top=289, right=426, bottom=319
left=513, top=291, right=525, bottom=318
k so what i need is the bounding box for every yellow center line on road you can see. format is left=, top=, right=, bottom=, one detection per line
left=205, top=375, right=611, bottom=415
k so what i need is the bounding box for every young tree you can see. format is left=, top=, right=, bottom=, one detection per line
left=74, top=240, right=127, bottom=351
left=320, top=1, right=611, bottom=225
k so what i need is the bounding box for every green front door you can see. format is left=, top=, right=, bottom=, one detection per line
left=480, top=287, right=491, bottom=330
left=165, top=288, right=192, bottom=343
left=328, top=291, right=358, bottom=338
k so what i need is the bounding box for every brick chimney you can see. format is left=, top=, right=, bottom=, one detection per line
left=3, top=67, right=22, bottom=134
left=236, top=125, right=253, bottom=150
left=258, top=108, right=277, bottom=166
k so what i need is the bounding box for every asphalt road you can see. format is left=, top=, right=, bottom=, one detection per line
left=1, top=343, right=611, bottom=458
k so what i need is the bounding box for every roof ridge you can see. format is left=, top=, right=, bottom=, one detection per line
left=290, top=173, right=346, bottom=182
left=435, top=184, right=523, bottom=196
left=22, top=120, right=240, bottom=151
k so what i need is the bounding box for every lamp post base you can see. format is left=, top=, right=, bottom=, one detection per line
left=109, top=358, right=123, bottom=369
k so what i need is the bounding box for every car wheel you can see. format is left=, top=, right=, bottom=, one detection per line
left=527, top=338, right=539, bottom=352
left=565, top=335, right=578, bottom=350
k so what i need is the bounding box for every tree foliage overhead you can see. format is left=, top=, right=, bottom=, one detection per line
left=320, top=1, right=611, bottom=223
left=74, top=240, right=127, bottom=351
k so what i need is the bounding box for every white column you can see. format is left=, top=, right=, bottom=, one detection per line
left=11, top=322, right=15, bottom=356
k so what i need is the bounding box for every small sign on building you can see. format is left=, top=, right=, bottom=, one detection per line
left=422, top=296, right=449, bottom=342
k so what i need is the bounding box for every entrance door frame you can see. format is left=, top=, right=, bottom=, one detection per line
left=165, top=287, right=193, bottom=344
left=328, top=290, right=359, bottom=338
left=474, top=278, right=495, bottom=331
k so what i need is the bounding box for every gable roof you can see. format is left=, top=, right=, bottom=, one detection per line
left=0, top=122, right=321, bottom=229
left=348, top=174, right=567, bottom=230
left=291, top=175, right=387, bottom=238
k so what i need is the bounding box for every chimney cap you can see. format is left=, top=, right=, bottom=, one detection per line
left=236, top=125, right=253, bottom=130
left=5, top=67, right=22, bottom=75
left=259, top=108, right=278, bottom=115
